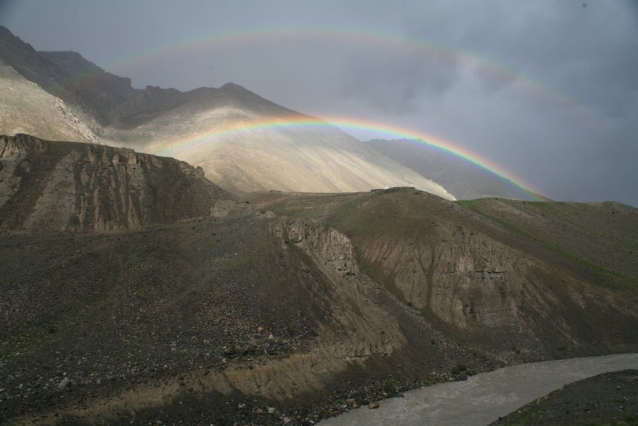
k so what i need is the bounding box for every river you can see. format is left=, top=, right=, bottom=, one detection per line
left=318, top=353, right=638, bottom=426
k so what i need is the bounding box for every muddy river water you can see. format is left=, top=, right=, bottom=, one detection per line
left=319, top=353, right=638, bottom=426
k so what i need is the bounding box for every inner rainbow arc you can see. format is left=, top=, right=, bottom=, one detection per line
left=150, top=115, right=544, bottom=201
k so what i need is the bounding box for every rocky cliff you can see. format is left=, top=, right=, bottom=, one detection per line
left=0, top=134, right=236, bottom=233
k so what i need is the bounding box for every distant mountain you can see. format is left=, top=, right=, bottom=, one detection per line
left=0, top=26, right=454, bottom=198
left=0, top=59, right=101, bottom=143
left=104, top=83, right=454, bottom=197
left=0, top=26, right=133, bottom=127
left=365, top=138, right=538, bottom=200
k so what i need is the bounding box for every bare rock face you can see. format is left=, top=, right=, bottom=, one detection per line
left=272, top=219, right=359, bottom=275
left=364, top=225, right=527, bottom=329
left=0, top=134, right=237, bottom=232
left=269, top=218, right=405, bottom=361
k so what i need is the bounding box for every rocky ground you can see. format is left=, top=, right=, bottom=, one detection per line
left=490, top=370, right=638, bottom=426
left=0, top=212, right=500, bottom=425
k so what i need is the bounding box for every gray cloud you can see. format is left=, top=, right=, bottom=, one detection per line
left=339, top=45, right=461, bottom=114
left=1, top=0, right=636, bottom=206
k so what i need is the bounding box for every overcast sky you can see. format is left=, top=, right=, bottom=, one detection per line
left=2, top=0, right=637, bottom=205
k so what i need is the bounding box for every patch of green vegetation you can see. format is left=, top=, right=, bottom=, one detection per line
left=383, top=379, right=397, bottom=396
left=457, top=200, right=634, bottom=287
left=470, top=348, right=489, bottom=361
left=451, top=363, right=468, bottom=375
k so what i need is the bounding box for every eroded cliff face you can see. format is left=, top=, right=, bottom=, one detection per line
left=250, top=189, right=638, bottom=359
left=340, top=192, right=638, bottom=357
left=362, top=225, right=529, bottom=329
left=269, top=219, right=406, bottom=362
left=0, top=134, right=237, bottom=232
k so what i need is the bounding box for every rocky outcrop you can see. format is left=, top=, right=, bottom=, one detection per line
left=272, top=219, right=359, bottom=275
left=0, top=134, right=238, bottom=232
left=363, top=226, right=528, bottom=329
left=270, top=219, right=404, bottom=358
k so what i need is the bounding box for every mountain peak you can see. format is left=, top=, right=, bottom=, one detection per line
left=219, top=82, right=248, bottom=92
left=0, top=25, right=12, bottom=37
left=0, top=25, right=36, bottom=53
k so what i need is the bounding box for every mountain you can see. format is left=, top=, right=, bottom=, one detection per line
left=365, top=138, right=537, bottom=200
left=0, top=26, right=132, bottom=128
left=105, top=83, right=454, bottom=197
left=1, top=136, right=637, bottom=425
left=0, top=26, right=454, bottom=198
left=0, top=59, right=100, bottom=143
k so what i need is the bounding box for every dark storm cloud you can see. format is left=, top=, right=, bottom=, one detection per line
left=339, top=45, right=461, bottom=114
left=0, top=0, right=636, bottom=206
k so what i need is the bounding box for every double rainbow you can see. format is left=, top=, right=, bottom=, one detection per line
left=41, top=27, right=554, bottom=200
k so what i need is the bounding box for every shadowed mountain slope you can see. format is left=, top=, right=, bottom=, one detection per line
left=0, top=26, right=133, bottom=127
left=0, top=59, right=100, bottom=143
left=365, top=138, right=536, bottom=200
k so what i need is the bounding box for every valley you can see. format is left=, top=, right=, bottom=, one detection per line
left=0, top=135, right=636, bottom=425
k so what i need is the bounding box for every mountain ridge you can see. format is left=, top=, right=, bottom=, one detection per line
left=0, top=25, right=455, bottom=198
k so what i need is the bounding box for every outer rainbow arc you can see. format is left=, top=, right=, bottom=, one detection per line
left=150, top=115, right=544, bottom=202
left=50, top=27, right=602, bottom=127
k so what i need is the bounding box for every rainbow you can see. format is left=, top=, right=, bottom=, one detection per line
left=50, top=27, right=605, bottom=128
left=151, top=115, right=545, bottom=201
